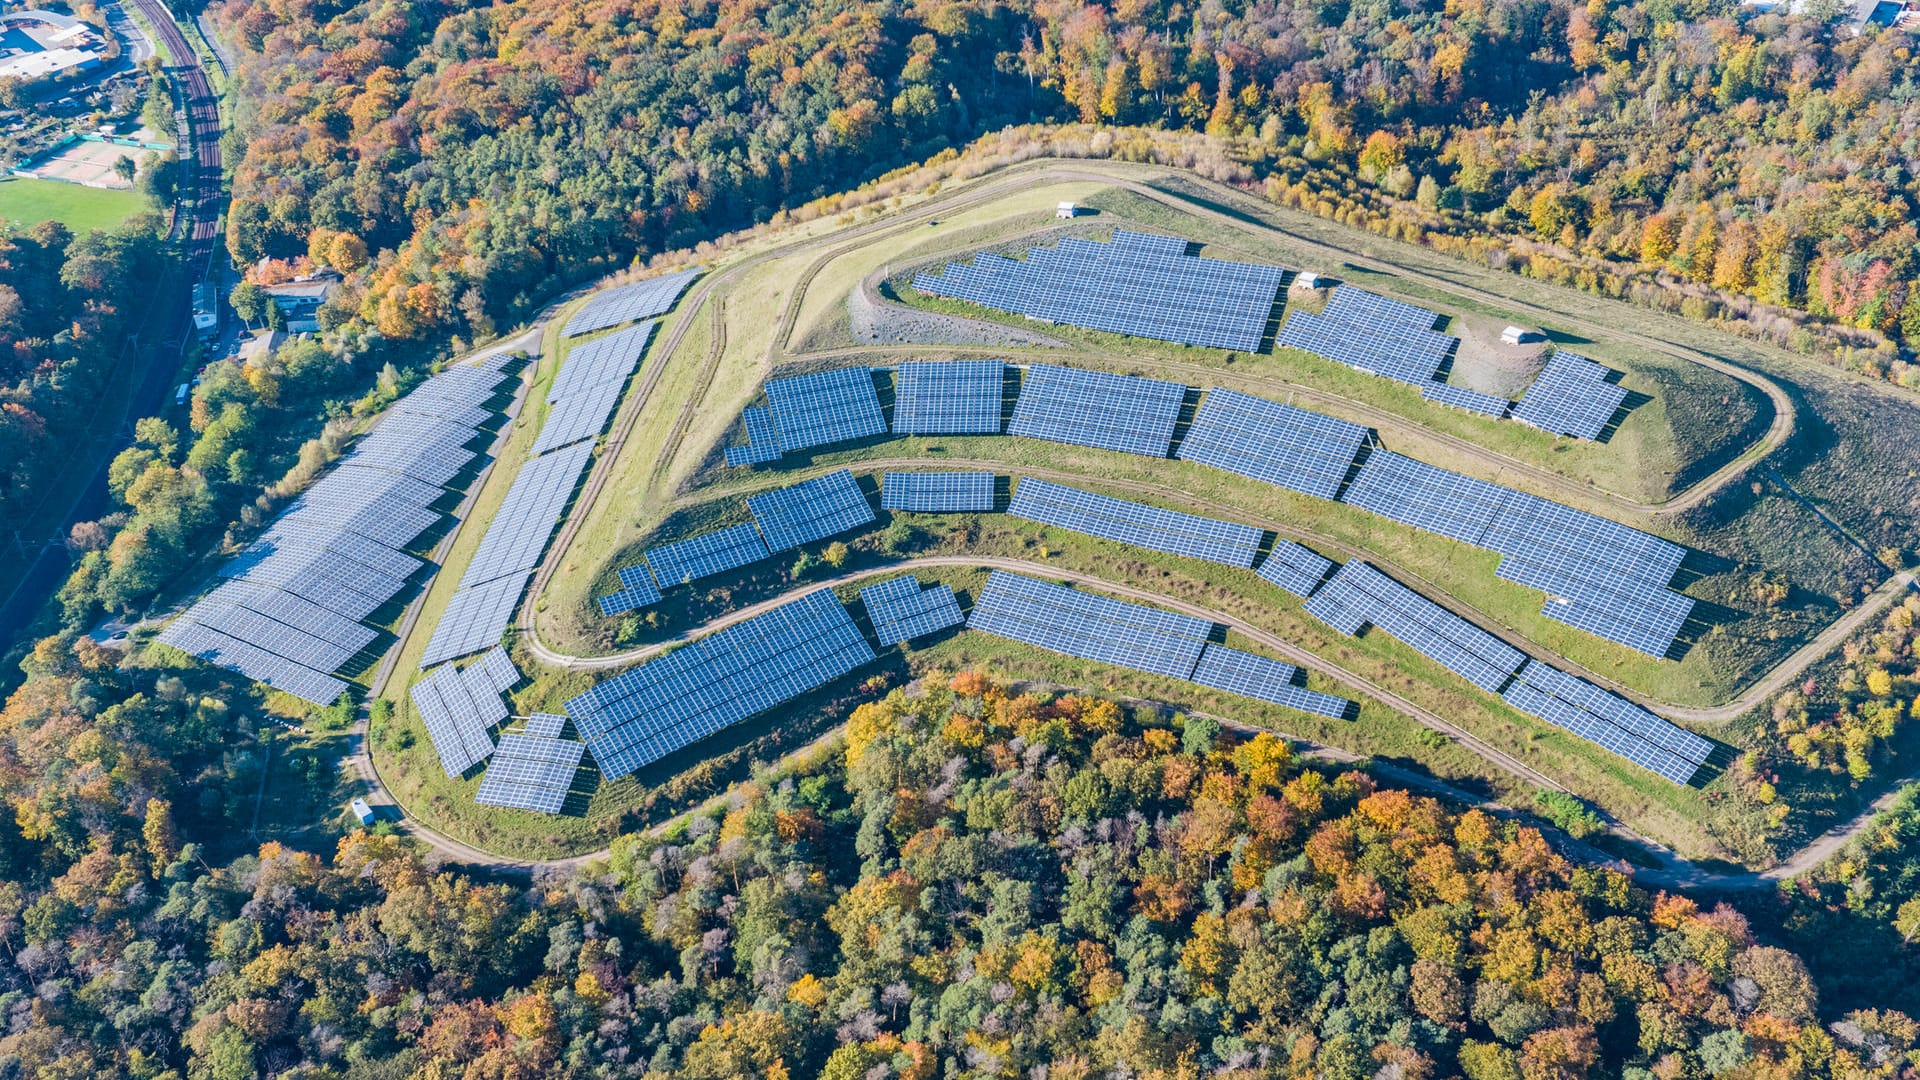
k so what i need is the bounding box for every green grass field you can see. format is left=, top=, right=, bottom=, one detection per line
left=0, top=177, right=142, bottom=233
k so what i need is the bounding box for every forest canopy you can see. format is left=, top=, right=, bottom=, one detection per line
left=4, top=662, right=1913, bottom=1078
left=210, top=0, right=1920, bottom=369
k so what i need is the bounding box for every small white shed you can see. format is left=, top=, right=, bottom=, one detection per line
left=350, top=798, right=375, bottom=826
left=1056, top=202, right=1076, bottom=219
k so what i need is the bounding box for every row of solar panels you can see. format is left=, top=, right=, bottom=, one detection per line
left=564, top=268, right=700, bottom=337
left=725, top=361, right=1005, bottom=467
left=972, top=483, right=1705, bottom=784
left=849, top=469, right=1711, bottom=785
left=907, top=221, right=1628, bottom=439
left=912, top=229, right=1284, bottom=352
left=577, top=562, right=1356, bottom=781
left=405, top=645, right=594, bottom=815
left=1344, top=450, right=1690, bottom=657
left=422, top=320, right=660, bottom=667
left=967, top=570, right=1353, bottom=719
left=987, top=365, right=1691, bottom=658
left=715, top=358, right=1686, bottom=655
left=158, top=356, right=519, bottom=705
left=598, top=470, right=877, bottom=616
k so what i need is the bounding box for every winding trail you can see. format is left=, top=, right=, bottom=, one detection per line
left=363, top=159, right=1907, bottom=888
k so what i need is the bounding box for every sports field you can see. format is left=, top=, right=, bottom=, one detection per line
left=0, top=175, right=142, bottom=232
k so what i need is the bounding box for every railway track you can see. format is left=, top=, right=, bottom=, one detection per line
left=128, top=0, right=223, bottom=274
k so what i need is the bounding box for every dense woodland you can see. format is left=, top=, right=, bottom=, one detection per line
left=5, top=662, right=1920, bottom=1078
left=0, top=223, right=167, bottom=539
left=209, top=0, right=1920, bottom=377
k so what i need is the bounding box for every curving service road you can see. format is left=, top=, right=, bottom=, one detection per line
left=361, top=159, right=1907, bottom=888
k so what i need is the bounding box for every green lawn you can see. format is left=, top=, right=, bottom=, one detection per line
left=0, top=177, right=142, bottom=233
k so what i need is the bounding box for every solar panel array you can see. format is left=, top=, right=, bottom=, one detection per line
left=202, top=579, right=383, bottom=652
left=470, top=645, right=521, bottom=694
left=564, top=268, right=700, bottom=337
left=301, top=464, right=446, bottom=515
left=911, top=230, right=1285, bottom=351
left=747, top=469, right=875, bottom=553
left=533, top=389, right=621, bottom=456
left=1421, top=381, right=1511, bottom=418
left=892, top=361, right=1005, bottom=434
left=421, top=572, right=531, bottom=668
left=411, top=647, right=517, bottom=778
left=271, top=498, right=443, bottom=553
left=357, top=413, right=484, bottom=469
left=647, top=524, right=770, bottom=588
left=548, top=321, right=657, bottom=403
left=173, top=595, right=369, bottom=672
left=216, top=547, right=394, bottom=621
left=459, top=440, right=594, bottom=588
left=524, top=712, right=568, bottom=738
left=157, top=620, right=350, bottom=705
left=762, top=368, right=886, bottom=453
left=725, top=408, right=784, bottom=466
left=1510, top=353, right=1628, bottom=440
left=475, top=733, right=587, bottom=814
left=1008, top=364, right=1187, bottom=457
left=860, top=576, right=965, bottom=644
left=1189, top=643, right=1351, bottom=719
left=1502, top=660, right=1710, bottom=785
left=1008, top=477, right=1264, bottom=568
left=1342, top=450, right=1692, bottom=656
left=967, top=571, right=1355, bottom=718
left=1278, top=288, right=1457, bottom=385
left=568, top=589, right=877, bottom=778
left=1256, top=541, right=1335, bottom=598
left=162, top=359, right=515, bottom=703
left=969, top=570, right=1212, bottom=680
left=597, top=561, right=664, bottom=617
left=1303, top=561, right=1527, bottom=693
left=882, top=471, right=996, bottom=512
left=1176, top=387, right=1370, bottom=499
left=249, top=526, right=428, bottom=583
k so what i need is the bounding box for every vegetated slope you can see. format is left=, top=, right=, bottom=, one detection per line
left=6, top=656, right=1915, bottom=1076
left=212, top=0, right=1920, bottom=371
left=0, top=225, right=167, bottom=548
